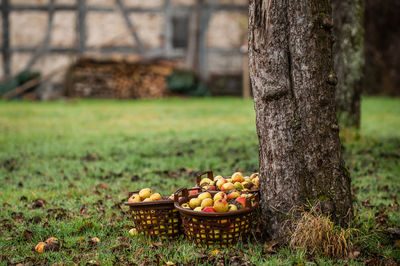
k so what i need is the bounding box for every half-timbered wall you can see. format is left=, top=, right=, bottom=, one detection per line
left=1, top=0, right=248, bottom=82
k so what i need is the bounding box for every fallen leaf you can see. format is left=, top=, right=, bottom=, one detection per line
left=23, top=230, right=33, bottom=241
left=263, top=240, right=278, bottom=254
left=95, top=183, right=109, bottom=190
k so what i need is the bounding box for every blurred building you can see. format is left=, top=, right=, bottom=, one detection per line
left=0, top=0, right=249, bottom=97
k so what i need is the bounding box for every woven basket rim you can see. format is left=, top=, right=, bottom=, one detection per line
left=174, top=188, right=259, bottom=217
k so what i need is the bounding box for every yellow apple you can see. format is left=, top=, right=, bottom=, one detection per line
left=213, top=192, right=227, bottom=201
left=228, top=204, right=238, bottom=211
left=139, top=188, right=152, bottom=200
left=129, top=228, right=138, bottom=236
left=128, top=194, right=141, bottom=202
left=221, top=182, right=235, bottom=192
left=200, top=177, right=213, bottom=186
left=182, top=203, right=191, bottom=209
left=216, top=178, right=227, bottom=189
left=213, top=199, right=229, bottom=212
left=189, top=198, right=201, bottom=209
left=201, top=198, right=213, bottom=208
left=150, top=193, right=162, bottom=201
left=214, top=175, right=223, bottom=181
left=193, top=207, right=203, bottom=212
left=232, top=172, right=244, bottom=183
left=198, top=192, right=211, bottom=201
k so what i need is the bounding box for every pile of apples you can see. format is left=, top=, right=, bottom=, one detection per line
left=127, top=188, right=163, bottom=202
left=197, top=172, right=259, bottom=192
left=181, top=191, right=253, bottom=213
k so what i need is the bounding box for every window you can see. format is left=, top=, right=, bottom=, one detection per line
left=171, top=15, right=189, bottom=49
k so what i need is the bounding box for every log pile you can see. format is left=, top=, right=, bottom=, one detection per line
left=64, top=58, right=176, bottom=99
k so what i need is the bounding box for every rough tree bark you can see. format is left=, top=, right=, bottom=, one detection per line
left=332, top=0, right=364, bottom=128
left=249, top=0, right=352, bottom=240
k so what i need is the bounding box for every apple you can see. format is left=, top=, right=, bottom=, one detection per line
left=198, top=192, right=211, bottom=201
left=189, top=187, right=200, bottom=195
left=232, top=172, right=244, bottom=183
left=242, top=181, right=253, bottom=189
left=143, top=198, right=152, bottom=202
left=91, top=237, right=100, bottom=243
left=214, top=175, right=223, bottom=181
left=150, top=193, right=162, bottom=201
left=193, top=207, right=203, bottom=212
left=221, top=182, right=235, bottom=192
left=201, top=198, right=213, bottom=208
left=252, top=176, right=259, bottom=187
left=228, top=204, right=238, bottom=211
left=139, top=188, right=151, bottom=200
left=35, top=242, right=46, bottom=253
left=250, top=173, right=259, bottom=179
left=227, top=191, right=240, bottom=199
left=189, top=198, right=201, bottom=209
left=129, top=228, right=138, bottom=236
left=226, top=178, right=233, bottom=183
left=208, top=185, right=217, bottom=191
left=200, top=177, right=213, bottom=186
left=128, top=194, right=141, bottom=202
left=234, top=182, right=244, bottom=190
left=45, top=237, right=58, bottom=243
left=216, top=178, right=227, bottom=189
left=202, top=206, right=216, bottom=212
left=213, top=192, right=227, bottom=201
left=181, top=203, right=191, bottom=209
left=235, top=197, right=246, bottom=208
left=214, top=199, right=229, bottom=212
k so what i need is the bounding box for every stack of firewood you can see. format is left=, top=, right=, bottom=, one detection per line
left=64, top=58, right=176, bottom=99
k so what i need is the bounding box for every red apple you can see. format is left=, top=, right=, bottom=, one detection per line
left=235, top=197, right=246, bottom=208
left=189, top=187, right=200, bottom=195
left=208, top=185, right=217, bottom=191
left=202, top=207, right=216, bottom=212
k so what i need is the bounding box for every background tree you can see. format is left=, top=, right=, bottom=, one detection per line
left=364, top=0, right=400, bottom=96
left=332, top=0, right=365, bottom=128
left=249, top=0, right=352, bottom=240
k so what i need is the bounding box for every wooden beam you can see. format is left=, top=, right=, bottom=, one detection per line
left=198, top=0, right=218, bottom=81
left=115, top=0, right=147, bottom=57
left=1, top=0, right=11, bottom=77
left=24, top=0, right=55, bottom=71
left=77, top=0, right=87, bottom=54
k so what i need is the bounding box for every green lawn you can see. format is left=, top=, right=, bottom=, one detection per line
left=0, top=97, right=399, bottom=265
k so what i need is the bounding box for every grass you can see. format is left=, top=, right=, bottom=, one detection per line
left=0, top=96, right=399, bottom=265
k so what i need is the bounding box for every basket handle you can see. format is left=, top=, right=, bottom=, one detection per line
left=174, top=187, right=188, bottom=203
left=196, top=170, right=214, bottom=185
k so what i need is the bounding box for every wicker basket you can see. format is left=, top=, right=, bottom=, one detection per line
left=124, top=191, right=182, bottom=239
left=174, top=187, right=259, bottom=248
left=196, top=170, right=259, bottom=193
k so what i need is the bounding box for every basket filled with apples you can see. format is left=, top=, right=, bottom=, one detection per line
left=173, top=187, right=259, bottom=248
left=125, top=188, right=181, bottom=239
left=196, top=171, right=259, bottom=193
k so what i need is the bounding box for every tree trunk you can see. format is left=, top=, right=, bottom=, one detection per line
left=332, top=0, right=364, bottom=128
left=364, top=0, right=400, bottom=96
left=249, top=0, right=352, bottom=240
